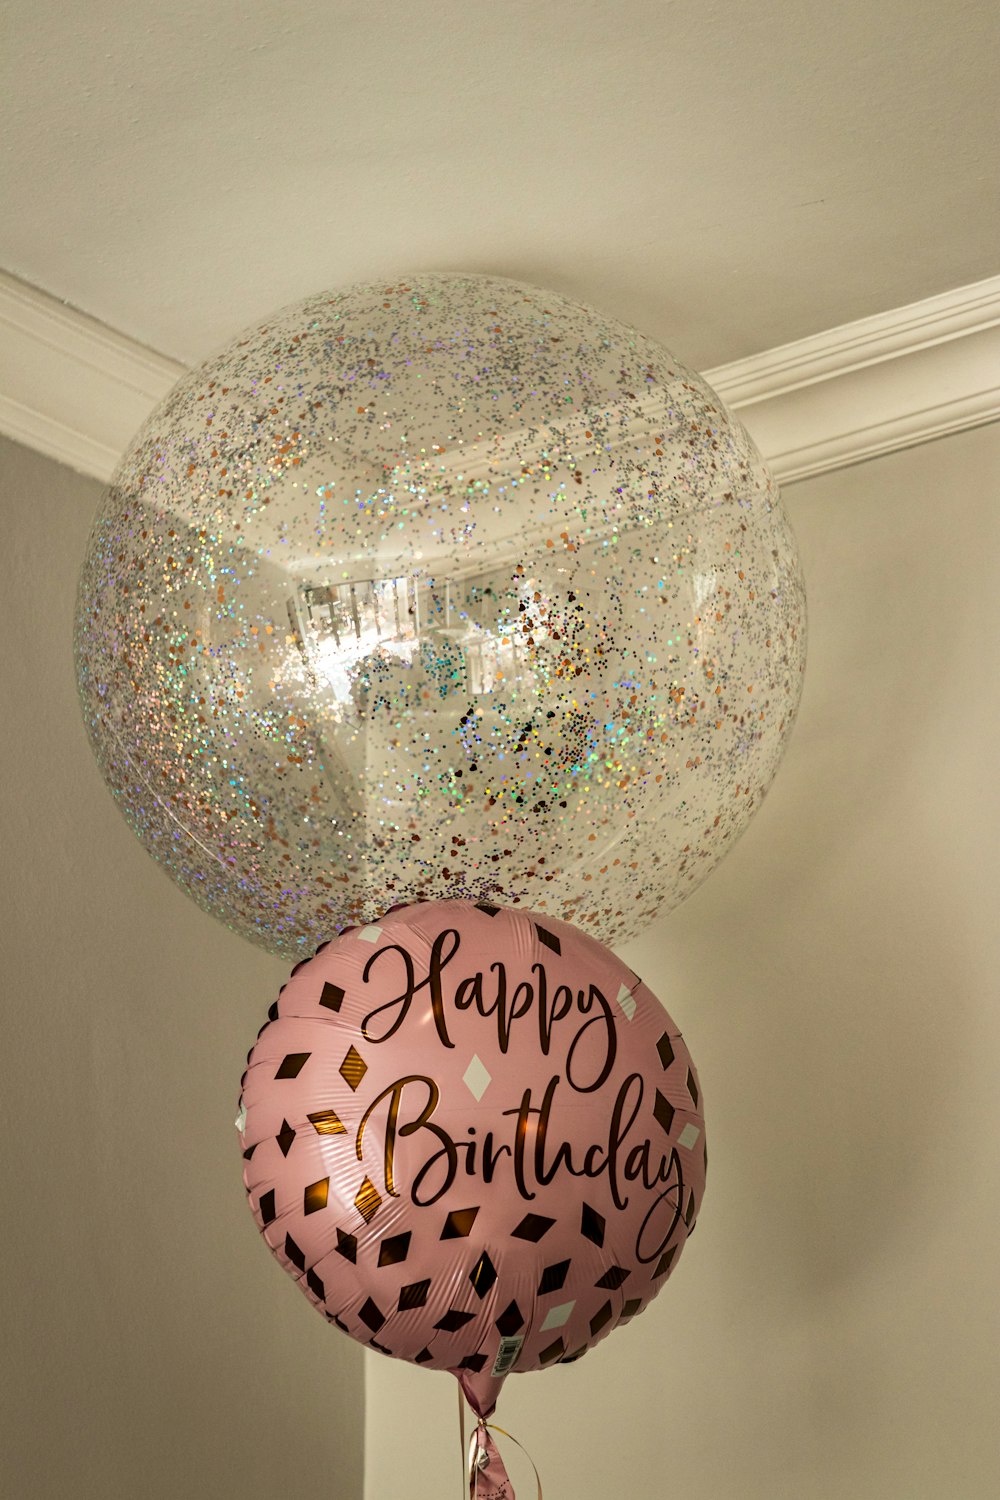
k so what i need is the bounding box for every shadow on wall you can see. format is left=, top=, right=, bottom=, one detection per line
left=653, top=438, right=994, bottom=1302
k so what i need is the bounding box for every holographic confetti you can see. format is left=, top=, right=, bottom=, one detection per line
left=74, top=274, right=806, bottom=956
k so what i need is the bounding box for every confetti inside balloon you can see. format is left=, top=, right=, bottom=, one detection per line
left=75, top=274, right=805, bottom=955
left=237, top=901, right=706, bottom=1418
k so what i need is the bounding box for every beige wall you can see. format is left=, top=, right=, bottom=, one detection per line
left=365, top=422, right=1000, bottom=1499
left=4, top=422, right=999, bottom=1500
left=0, top=436, right=365, bottom=1499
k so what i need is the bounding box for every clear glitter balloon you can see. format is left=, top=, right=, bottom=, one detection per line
left=75, top=274, right=805, bottom=956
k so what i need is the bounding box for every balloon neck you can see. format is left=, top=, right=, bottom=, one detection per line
left=457, top=1366, right=503, bottom=1420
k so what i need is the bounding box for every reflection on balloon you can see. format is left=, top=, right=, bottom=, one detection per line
left=76, top=274, right=806, bottom=956
left=237, top=901, right=706, bottom=1419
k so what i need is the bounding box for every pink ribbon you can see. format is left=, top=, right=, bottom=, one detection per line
left=461, top=1390, right=543, bottom=1500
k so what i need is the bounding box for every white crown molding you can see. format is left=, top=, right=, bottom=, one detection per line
left=706, top=275, right=1000, bottom=483
left=0, top=270, right=185, bottom=485
left=1, top=267, right=999, bottom=487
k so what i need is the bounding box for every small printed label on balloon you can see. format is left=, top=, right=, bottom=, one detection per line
left=491, top=1335, right=525, bottom=1378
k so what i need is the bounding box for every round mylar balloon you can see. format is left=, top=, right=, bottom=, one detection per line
left=237, top=901, right=706, bottom=1417
left=76, top=273, right=805, bottom=957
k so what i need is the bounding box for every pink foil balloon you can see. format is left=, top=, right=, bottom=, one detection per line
left=238, top=901, right=706, bottom=1417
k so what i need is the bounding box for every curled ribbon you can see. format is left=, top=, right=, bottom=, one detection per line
left=460, top=1389, right=543, bottom=1500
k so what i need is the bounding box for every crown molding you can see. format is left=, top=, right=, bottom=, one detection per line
left=0, top=270, right=185, bottom=484
left=707, top=275, right=1000, bottom=483
left=1, top=267, right=999, bottom=488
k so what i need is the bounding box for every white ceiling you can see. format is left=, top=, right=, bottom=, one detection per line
left=3, top=0, right=998, bottom=372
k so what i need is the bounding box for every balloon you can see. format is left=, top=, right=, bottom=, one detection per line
left=237, top=900, right=706, bottom=1417
left=76, top=273, right=805, bottom=957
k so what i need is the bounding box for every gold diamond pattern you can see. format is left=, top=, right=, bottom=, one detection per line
left=354, top=1175, right=382, bottom=1224
left=303, top=1177, right=329, bottom=1215
left=340, top=1045, right=368, bottom=1092
left=307, top=1108, right=346, bottom=1135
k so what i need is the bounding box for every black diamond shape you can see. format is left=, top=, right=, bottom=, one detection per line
left=284, top=1234, right=305, bottom=1271
left=441, top=1206, right=480, bottom=1239
left=359, top=1297, right=385, bottom=1333
left=303, top=1177, right=329, bottom=1214
left=595, top=1265, right=630, bottom=1290
left=620, top=1298, right=642, bottom=1320
left=561, top=1347, right=587, bottom=1363
left=656, top=1032, right=675, bottom=1070
left=652, top=1245, right=677, bottom=1279
left=307, top=1268, right=325, bottom=1301
left=459, top=1352, right=487, bottom=1372
left=476, top=903, right=500, bottom=915
left=378, top=1232, right=412, bottom=1268
left=590, top=1301, right=613, bottom=1337
left=275, top=1052, right=310, bottom=1079
left=653, top=1090, right=675, bottom=1137
left=539, top=1336, right=565, bottom=1364
left=370, top=1339, right=393, bottom=1356
left=277, top=1119, right=296, bottom=1156
left=686, top=1067, right=699, bottom=1106
left=336, top=1228, right=358, bottom=1263
left=685, top=1193, right=697, bottom=1228
left=495, top=1300, right=525, bottom=1336
left=534, top=924, right=561, bottom=955
left=511, top=1212, right=555, bottom=1242
left=242, top=1143, right=257, bottom=1160
left=398, top=1280, right=430, bottom=1311
left=267, top=1001, right=279, bottom=1021
left=537, top=1260, right=570, bottom=1295
left=580, top=1202, right=605, bottom=1247
left=434, top=1308, right=475, bottom=1333
left=332, top=1314, right=349, bottom=1332
left=414, top=1347, right=434, bottom=1364
left=320, top=981, right=345, bottom=1012
left=469, top=1252, right=498, bottom=1299
left=259, top=1188, right=276, bottom=1225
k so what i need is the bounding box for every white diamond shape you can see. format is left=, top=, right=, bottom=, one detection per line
left=463, top=1054, right=492, bottom=1101
left=541, top=1300, right=576, bottom=1331
left=678, top=1122, right=701, bottom=1149
left=357, top=925, right=383, bottom=944
left=234, top=1102, right=247, bottom=1133
left=615, top=983, right=637, bottom=1021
